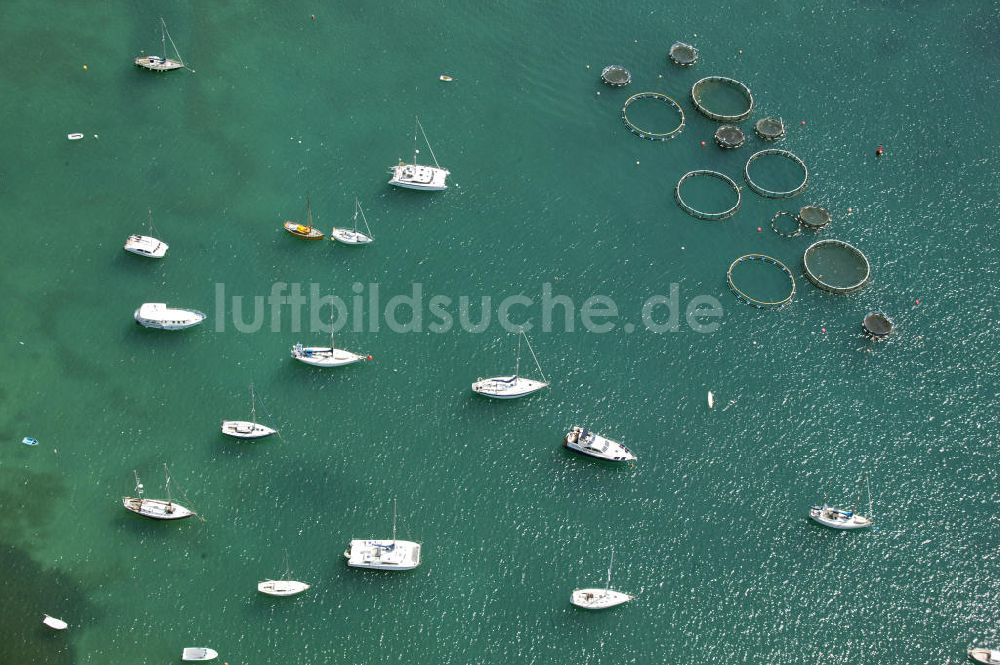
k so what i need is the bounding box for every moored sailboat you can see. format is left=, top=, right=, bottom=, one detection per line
left=330, top=198, right=374, bottom=245
left=134, top=18, right=188, bottom=72
left=282, top=195, right=324, bottom=240
left=124, top=208, right=169, bottom=258
left=258, top=552, right=310, bottom=596
left=809, top=473, right=874, bottom=530
left=388, top=117, right=450, bottom=191
left=221, top=384, right=277, bottom=439
left=122, top=465, right=195, bottom=520
left=571, top=547, right=634, bottom=610
left=345, top=499, right=421, bottom=571
left=472, top=331, right=549, bottom=399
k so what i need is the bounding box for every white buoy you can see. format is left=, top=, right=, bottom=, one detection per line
left=707, top=391, right=715, bottom=409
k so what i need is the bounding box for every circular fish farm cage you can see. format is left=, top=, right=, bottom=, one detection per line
left=714, top=125, right=746, bottom=149
left=621, top=92, right=685, bottom=141
left=601, top=65, right=631, bottom=87
left=755, top=116, right=785, bottom=141
left=862, top=311, right=894, bottom=341
left=726, top=254, right=796, bottom=309
left=744, top=149, right=809, bottom=199
left=802, top=240, right=871, bottom=294
left=674, top=170, right=742, bottom=220
left=798, top=205, right=832, bottom=231
left=691, top=76, right=754, bottom=122
left=770, top=211, right=801, bottom=238
left=668, top=42, right=699, bottom=66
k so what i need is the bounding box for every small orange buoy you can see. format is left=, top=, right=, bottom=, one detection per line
left=756, top=227, right=762, bottom=232
left=875, top=145, right=885, bottom=157
left=700, top=140, right=706, bottom=147
left=821, top=327, right=827, bottom=333
left=915, top=299, right=920, bottom=305
left=366, top=354, right=373, bottom=361
left=800, top=120, right=806, bottom=125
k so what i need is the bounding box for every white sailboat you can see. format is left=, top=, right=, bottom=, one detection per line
left=258, top=552, right=310, bottom=596
left=330, top=198, right=374, bottom=245
left=809, top=473, right=874, bottom=530
left=134, top=18, right=189, bottom=72
left=124, top=208, right=169, bottom=258
left=122, top=465, right=195, bottom=520
left=472, top=331, right=549, bottom=399
left=181, top=647, right=218, bottom=661
left=42, top=615, right=68, bottom=630
left=564, top=426, right=636, bottom=462
left=221, top=384, right=277, bottom=439
left=345, top=498, right=421, bottom=571
left=388, top=117, right=449, bottom=191
left=290, top=321, right=367, bottom=367
left=571, top=547, right=634, bottom=610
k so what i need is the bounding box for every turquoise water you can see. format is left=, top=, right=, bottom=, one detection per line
left=2, top=1, right=998, bottom=664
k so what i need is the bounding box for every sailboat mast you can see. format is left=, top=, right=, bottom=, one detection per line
left=160, top=19, right=167, bottom=60
left=523, top=332, right=548, bottom=384
left=412, top=118, right=419, bottom=165
left=392, top=498, right=398, bottom=544
left=306, top=194, right=313, bottom=228
left=514, top=334, right=521, bottom=378
left=163, top=463, right=173, bottom=507
left=416, top=117, right=442, bottom=168
left=353, top=198, right=359, bottom=233
left=606, top=547, right=615, bottom=589
left=249, top=384, right=257, bottom=422
left=867, top=472, right=873, bottom=519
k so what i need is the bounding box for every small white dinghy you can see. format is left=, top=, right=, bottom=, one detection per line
left=564, top=426, right=636, bottom=462
left=969, top=648, right=1000, bottom=664
left=221, top=384, right=276, bottom=439
left=330, top=198, right=374, bottom=245
left=42, top=614, right=68, bottom=630
left=181, top=647, right=218, bottom=661
left=472, top=331, right=549, bottom=399
left=571, top=547, right=633, bottom=610
left=67, top=133, right=84, bottom=141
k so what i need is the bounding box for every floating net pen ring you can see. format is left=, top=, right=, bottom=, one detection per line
left=674, top=170, right=742, bottom=220
left=726, top=254, right=796, bottom=309
left=691, top=76, right=754, bottom=122
left=770, top=211, right=802, bottom=237
left=802, top=239, right=871, bottom=294
left=621, top=92, right=685, bottom=141
left=744, top=149, right=809, bottom=199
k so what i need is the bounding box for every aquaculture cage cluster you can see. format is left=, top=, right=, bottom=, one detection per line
left=802, top=240, right=871, bottom=294
left=797, top=205, right=831, bottom=231
left=754, top=116, right=785, bottom=141
left=862, top=312, right=894, bottom=340
left=668, top=42, right=699, bottom=66
left=691, top=76, right=754, bottom=122
left=714, top=125, right=745, bottom=149
left=601, top=65, right=631, bottom=87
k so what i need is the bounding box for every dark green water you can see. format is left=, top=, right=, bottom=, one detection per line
left=1, top=1, right=998, bottom=664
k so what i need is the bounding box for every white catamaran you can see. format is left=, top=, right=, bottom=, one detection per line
left=472, top=331, right=549, bottom=399
left=344, top=499, right=421, bottom=571
left=809, top=473, right=874, bottom=530
left=388, top=117, right=449, bottom=191
left=134, top=18, right=189, bottom=72
left=330, top=198, right=374, bottom=245
left=571, top=547, right=634, bottom=610
left=122, top=465, right=195, bottom=520
left=221, top=384, right=277, bottom=439
left=124, top=208, right=169, bottom=258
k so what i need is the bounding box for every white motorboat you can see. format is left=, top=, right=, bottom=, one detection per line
left=221, top=384, right=276, bottom=439
left=124, top=209, right=168, bottom=258
left=291, top=341, right=365, bottom=367
left=472, top=331, right=549, bottom=399
left=181, top=647, right=218, bottom=661
left=707, top=390, right=715, bottom=409
left=388, top=117, right=449, bottom=191
left=134, top=303, right=205, bottom=330
left=345, top=499, right=421, bottom=571
left=122, top=466, right=195, bottom=520
left=810, top=473, right=874, bottom=530
left=42, top=614, right=68, bottom=630
left=135, top=19, right=188, bottom=72
left=969, top=648, right=1000, bottom=664
left=330, top=198, right=374, bottom=245
left=258, top=579, right=310, bottom=596
left=564, top=426, right=636, bottom=462
left=571, top=548, right=633, bottom=610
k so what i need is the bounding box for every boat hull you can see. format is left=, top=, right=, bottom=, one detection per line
left=388, top=164, right=449, bottom=191
left=472, top=376, right=548, bottom=399
left=181, top=647, right=218, bottom=661
left=345, top=539, right=421, bottom=570
left=571, top=589, right=633, bottom=609
left=330, top=228, right=373, bottom=245
left=258, top=580, right=310, bottom=596
left=42, top=615, right=68, bottom=630
left=282, top=221, right=324, bottom=239
left=122, top=497, right=194, bottom=520
left=134, top=304, right=205, bottom=330
left=135, top=56, right=183, bottom=71
left=221, top=421, right=277, bottom=439
left=968, top=648, right=1000, bottom=664
left=808, top=506, right=872, bottom=530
